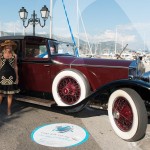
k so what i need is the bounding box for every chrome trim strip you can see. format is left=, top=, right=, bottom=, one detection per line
left=52, top=60, right=63, bottom=64
left=21, top=61, right=129, bottom=69
left=51, top=62, right=129, bottom=69
left=70, top=64, right=129, bottom=69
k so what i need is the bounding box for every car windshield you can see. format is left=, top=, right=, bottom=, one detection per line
left=48, top=40, right=76, bottom=56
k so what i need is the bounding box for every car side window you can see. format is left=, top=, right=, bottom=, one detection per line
left=37, top=45, right=48, bottom=58
left=24, top=45, right=47, bottom=58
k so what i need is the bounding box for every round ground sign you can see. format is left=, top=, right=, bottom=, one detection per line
left=31, top=123, right=89, bottom=147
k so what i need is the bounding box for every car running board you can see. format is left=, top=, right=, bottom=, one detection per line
left=15, top=95, right=56, bottom=107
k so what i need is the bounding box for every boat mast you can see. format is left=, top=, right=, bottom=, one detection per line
left=50, top=0, right=53, bottom=38
left=0, top=22, right=1, bottom=37
left=114, top=26, right=118, bottom=54
left=77, top=0, right=80, bottom=51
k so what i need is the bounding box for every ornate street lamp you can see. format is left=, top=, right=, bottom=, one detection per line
left=19, top=5, right=50, bottom=36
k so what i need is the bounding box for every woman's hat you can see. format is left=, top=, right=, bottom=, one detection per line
left=0, top=40, right=17, bottom=50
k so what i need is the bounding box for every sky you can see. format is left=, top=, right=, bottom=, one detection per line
left=0, top=0, right=150, bottom=51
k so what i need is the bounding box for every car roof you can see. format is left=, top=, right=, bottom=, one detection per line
left=0, top=35, right=74, bottom=46
left=0, top=35, right=56, bottom=41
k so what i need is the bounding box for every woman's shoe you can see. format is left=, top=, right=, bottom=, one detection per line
left=7, top=110, right=12, bottom=116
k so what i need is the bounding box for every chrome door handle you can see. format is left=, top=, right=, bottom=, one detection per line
left=44, top=65, right=50, bottom=67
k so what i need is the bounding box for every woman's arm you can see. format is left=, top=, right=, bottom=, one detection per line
left=14, top=54, right=19, bottom=84
left=0, top=53, right=2, bottom=69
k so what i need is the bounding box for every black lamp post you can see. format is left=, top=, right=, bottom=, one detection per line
left=19, top=5, right=49, bottom=36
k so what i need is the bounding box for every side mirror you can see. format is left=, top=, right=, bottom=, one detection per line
left=139, top=56, right=143, bottom=60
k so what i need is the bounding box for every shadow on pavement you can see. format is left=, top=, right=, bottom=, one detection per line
left=0, top=99, right=32, bottom=126
left=148, top=117, right=150, bottom=124
left=69, top=106, right=108, bottom=118
left=1, top=99, right=149, bottom=125
left=21, top=102, right=150, bottom=125
left=17, top=101, right=108, bottom=118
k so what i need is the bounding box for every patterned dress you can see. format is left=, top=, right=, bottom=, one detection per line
left=0, top=52, right=20, bottom=94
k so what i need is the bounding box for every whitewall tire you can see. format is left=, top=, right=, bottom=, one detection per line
left=108, top=88, right=147, bottom=141
left=52, top=69, right=90, bottom=106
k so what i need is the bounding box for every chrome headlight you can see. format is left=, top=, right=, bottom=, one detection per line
left=129, top=58, right=145, bottom=79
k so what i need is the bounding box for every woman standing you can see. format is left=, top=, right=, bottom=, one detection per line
left=0, top=40, right=20, bottom=115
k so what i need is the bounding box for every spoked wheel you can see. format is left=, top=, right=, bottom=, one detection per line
left=108, top=88, right=147, bottom=141
left=52, top=69, right=90, bottom=106
left=112, top=97, right=133, bottom=132
left=57, top=76, right=81, bottom=105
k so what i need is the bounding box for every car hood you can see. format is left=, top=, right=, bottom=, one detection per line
left=72, top=57, right=133, bottom=68
left=52, top=56, right=133, bottom=68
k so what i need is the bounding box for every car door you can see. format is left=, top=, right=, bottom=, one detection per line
left=19, top=37, right=52, bottom=93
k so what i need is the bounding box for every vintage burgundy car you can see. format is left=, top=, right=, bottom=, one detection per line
left=0, top=35, right=150, bottom=142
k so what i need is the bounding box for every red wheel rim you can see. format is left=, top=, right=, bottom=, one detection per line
left=112, top=97, right=133, bottom=132
left=58, top=77, right=81, bottom=105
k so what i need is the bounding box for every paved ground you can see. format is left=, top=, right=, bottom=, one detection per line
left=0, top=100, right=150, bottom=150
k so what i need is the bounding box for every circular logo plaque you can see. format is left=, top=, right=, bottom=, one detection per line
left=31, top=123, right=89, bottom=147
